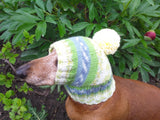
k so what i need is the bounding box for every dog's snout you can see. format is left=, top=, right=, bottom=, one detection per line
left=16, top=64, right=30, bottom=79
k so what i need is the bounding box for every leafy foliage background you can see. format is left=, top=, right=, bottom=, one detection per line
left=0, top=0, right=160, bottom=119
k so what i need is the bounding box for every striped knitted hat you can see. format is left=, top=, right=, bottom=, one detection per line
left=49, top=28, right=120, bottom=105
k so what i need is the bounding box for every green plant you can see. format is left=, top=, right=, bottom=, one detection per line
left=0, top=72, right=14, bottom=88
left=57, top=91, right=67, bottom=102
left=1, top=0, right=160, bottom=82
left=0, top=26, right=34, bottom=120
left=27, top=100, right=48, bottom=120
left=0, top=91, right=32, bottom=120
left=16, top=83, right=33, bottom=94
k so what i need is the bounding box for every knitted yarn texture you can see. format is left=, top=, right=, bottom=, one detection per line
left=49, top=36, right=116, bottom=105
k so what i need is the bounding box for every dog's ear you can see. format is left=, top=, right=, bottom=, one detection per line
left=16, top=49, right=58, bottom=86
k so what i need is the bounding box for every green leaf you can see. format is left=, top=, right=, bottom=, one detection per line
left=5, top=80, right=12, bottom=88
left=35, top=21, right=47, bottom=40
left=23, top=113, right=32, bottom=120
left=12, top=31, right=23, bottom=44
left=1, top=47, right=7, bottom=53
left=119, top=57, right=125, bottom=73
left=137, top=15, right=153, bottom=26
left=2, top=98, right=12, bottom=106
left=34, top=5, right=44, bottom=19
left=142, top=63, right=152, bottom=72
left=144, top=59, right=160, bottom=67
left=60, top=15, right=72, bottom=29
left=23, top=30, right=30, bottom=38
left=88, top=3, right=96, bottom=22
left=85, top=24, right=95, bottom=37
left=58, top=21, right=66, bottom=38
left=50, top=85, right=56, bottom=93
left=132, top=26, right=141, bottom=38
left=129, top=0, right=141, bottom=15
left=140, top=67, right=149, bottom=82
left=9, top=57, right=16, bottom=64
left=5, top=90, right=15, bottom=98
left=133, top=53, right=142, bottom=69
left=123, top=20, right=135, bottom=38
left=11, top=13, right=40, bottom=23
left=4, top=105, right=11, bottom=111
left=36, top=0, right=45, bottom=10
left=16, top=23, right=36, bottom=32
left=28, top=40, right=45, bottom=49
left=145, top=47, right=160, bottom=57
left=152, top=20, right=160, bottom=30
left=3, top=8, right=14, bottom=15
left=147, top=0, right=154, bottom=5
left=131, top=71, right=139, bottom=80
left=108, top=55, right=115, bottom=66
left=72, top=22, right=89, bottom=33
left=46, top=0, right=53, bottom=13
left=45, top=15, right=57, bottom=24
left=13, top=98, right=22, bottom=107
left=0, top=30, right=13, bottom=41
left=136, top=48, right=152, bottom=60
left=122, top=39, right=141, bottom=49
left=20, top=105, right=27, bottom=112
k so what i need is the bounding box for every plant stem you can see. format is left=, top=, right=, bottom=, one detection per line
left=121, top=0, right=133, bottom=16
left=3, top=59, right=16, bottom=73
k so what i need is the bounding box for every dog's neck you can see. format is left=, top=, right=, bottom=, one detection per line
left=64, top=76, right=116, bottom=105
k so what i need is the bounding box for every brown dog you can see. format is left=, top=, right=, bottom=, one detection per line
left=16, top=50, right=160, bottom=120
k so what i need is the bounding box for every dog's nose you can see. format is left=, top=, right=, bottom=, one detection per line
left=16, top=64, right=30, bottom=79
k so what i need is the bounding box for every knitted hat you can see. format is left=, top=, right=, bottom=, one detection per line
left=49, top=28, right=120, bottom=105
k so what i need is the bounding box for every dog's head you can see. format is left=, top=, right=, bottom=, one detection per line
left=16, top=49, right=58, bottom=86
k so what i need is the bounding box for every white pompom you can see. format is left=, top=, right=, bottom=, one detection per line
left=92, top=28, right=120, bottom=55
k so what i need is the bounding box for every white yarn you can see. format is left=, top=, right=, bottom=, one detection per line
left=93, top=28, right=120, bottom=55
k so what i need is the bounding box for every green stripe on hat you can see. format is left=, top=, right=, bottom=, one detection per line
left=82, top=37, right=99, bottom=86
left=65, top=39, right=78, bottom=82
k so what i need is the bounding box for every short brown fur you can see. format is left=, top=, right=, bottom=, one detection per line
left=66, top=76, right=160, bottom=120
